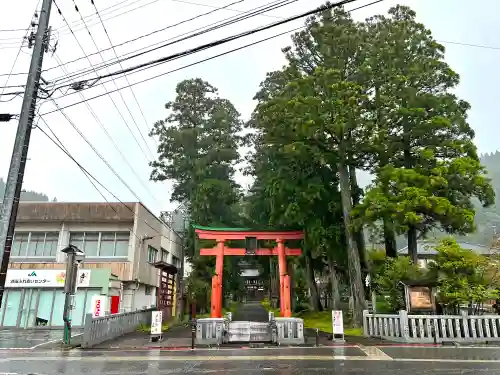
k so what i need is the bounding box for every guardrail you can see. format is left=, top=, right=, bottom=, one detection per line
left=82, top=308, right=154, bottom=348
left=363, top=310, right=500, bottom=343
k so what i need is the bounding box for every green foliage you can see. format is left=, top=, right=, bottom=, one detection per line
left=371, top=254, right=424, bottom=312
left=150, top=78, right=244, bottom=309
left=430, top=238, right=500, bottom=311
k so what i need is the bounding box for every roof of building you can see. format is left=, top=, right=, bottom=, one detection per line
left=397, top=240, right=498, bottom=256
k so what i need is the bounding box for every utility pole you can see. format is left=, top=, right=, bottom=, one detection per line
left=62, top=245, right=85, bottom=345
left=0, top=0, right=53, bottom=308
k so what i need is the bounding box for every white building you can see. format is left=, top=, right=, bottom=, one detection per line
left=0, top=201, right=185, bottom=329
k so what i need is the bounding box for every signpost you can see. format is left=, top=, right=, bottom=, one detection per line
left=331, top=310, right=345, bottom=342
left=150, top=310, right=163, bottom=342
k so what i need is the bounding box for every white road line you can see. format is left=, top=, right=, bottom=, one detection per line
left=29, top=338, right=62, bottom=349
left=359, top=345, right=393, bottom=360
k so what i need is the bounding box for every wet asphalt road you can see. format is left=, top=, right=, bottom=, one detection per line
left=3, top=346, right=500, bottom=374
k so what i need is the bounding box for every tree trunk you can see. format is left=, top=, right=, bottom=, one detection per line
left=327, top=257, right=341, bottom=310
left=349, top=166, right=367, bottom=272
left=304, top=252, right=322, bottom=311
left=407, top=225, right=418, bottom=264
left=383, top=219, right=397, bottom=257
left=338, top=157, right=365, bottom=327
left=374, top=84, right=398, bottom=258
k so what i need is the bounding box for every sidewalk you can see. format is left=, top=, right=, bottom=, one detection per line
left=91, top=324, right=193, bottom=349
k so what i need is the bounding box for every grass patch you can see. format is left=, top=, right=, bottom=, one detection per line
left=297, top=310, right=333, bottom=333
left=260, top=299, right=364, bottom=337
left=344, top=327, right=363, bottom=336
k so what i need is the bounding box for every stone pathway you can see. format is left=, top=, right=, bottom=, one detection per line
left=232, top=302, right=269, bottom=322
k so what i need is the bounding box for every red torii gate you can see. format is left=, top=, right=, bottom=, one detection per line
left=195, top=226, right=304, bottom=319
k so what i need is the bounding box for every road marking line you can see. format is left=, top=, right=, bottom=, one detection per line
left=359, top=345, right=393, bottom=360
left=6, top=355, right=500, bottom=363
left=29, top=338, right=62, bottom=349
left=0, top=355, right=384, bottom=361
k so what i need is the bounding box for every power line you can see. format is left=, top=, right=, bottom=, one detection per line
left=43, top=0, right=273, bottom=83
left=55, top=0, right=145, bottom=34
left=70, top=0, right=154, bottom=160
left=44, top=0, right=300, bottom=91
left=37, top=117, right=183, bottom=246
left=0, top=1, right=41, bottom=98
left=51, top=0, right=154, bottom=163
left=90, top=0, right=158, bottom=147
left=172, top=0, right=283, bottom=19
left=51, top=52, right=161, bottom=205
left=40, top=0, right=378, bottom=116
left=57, top=0, right=163, bottom=37
left=48, top=99, right=147, bottom=206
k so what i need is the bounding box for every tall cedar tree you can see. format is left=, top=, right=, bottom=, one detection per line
left=150, top=78, right=243, bottom=305
left=355, top=6, right=494, bottom=262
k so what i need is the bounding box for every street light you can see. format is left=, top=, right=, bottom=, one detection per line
left=61, top=245, right=85, bottom=345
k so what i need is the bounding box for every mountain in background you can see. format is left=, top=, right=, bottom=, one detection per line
left=456, top=151, right=500, bottom=246
left=0, top=178, right=51, bottom=203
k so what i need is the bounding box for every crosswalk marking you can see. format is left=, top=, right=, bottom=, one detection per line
left=359, top=345, right=393, bottom=359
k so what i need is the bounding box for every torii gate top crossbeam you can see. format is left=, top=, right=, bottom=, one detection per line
left=195, top=228, right=304, bottom=241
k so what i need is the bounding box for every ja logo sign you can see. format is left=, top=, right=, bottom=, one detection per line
left=28, top=271, right=37, bottom=277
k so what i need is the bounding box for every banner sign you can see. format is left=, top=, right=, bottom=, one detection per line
left=90, top=295, right=107, bottom=318
left=151, top=311, right=163, bottom=335
left=5, top=269, right=91, bottom=288
left=331, top=310, right=344, bottom=335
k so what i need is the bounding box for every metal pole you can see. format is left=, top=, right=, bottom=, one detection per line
left=63, top=252, right=79, bottom=345
left=176, top=228, right=186, bottom=321
left=0, top=0, right=53, bottom=309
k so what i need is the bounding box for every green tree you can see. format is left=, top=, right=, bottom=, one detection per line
left=372, top=255, right=424, bottom=312
left=247, top=7, right=373, bottom=324
left=430, top=238, right=500, bottom=314
left=357, top=6, right=494, bottom=261
left=150, top=78, right=244, bottom=309
left=252, top=67, right=368, bottom=324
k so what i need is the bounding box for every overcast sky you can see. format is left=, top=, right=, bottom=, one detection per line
left=0, top=0, right=499, bottom=215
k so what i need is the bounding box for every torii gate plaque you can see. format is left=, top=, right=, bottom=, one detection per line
left=195, top=226, right=303, bottom=318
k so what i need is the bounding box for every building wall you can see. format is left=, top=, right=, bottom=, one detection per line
left=6, top=202, right=184, bottom=319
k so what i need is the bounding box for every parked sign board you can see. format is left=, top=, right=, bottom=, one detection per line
left=5, top=269, right=91, bottom=288
left=151, top=311, right=163, bottom=335
left=331, top=310, right=344, bottom=335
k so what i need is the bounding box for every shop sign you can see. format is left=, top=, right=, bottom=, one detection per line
left=5, top=269, right=91, bottom=288
left=91, top=295, right=107, bottom=318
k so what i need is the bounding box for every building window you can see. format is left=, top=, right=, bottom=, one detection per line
left=11, top=232, right=59, bottom=257
left=172, top=255, right=180, bottom=268
left=147, top=245, right=158, bottom=263
left=145, top=285, right=154, bottom=295
left=161, top=247, right=169, bottom=262
left=69, top=232, right=130, bottom=257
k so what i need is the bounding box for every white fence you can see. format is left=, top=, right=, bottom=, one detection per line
left=82, top=308, right=154, bottom=348
left=363, top=310, right=500, bottom=343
